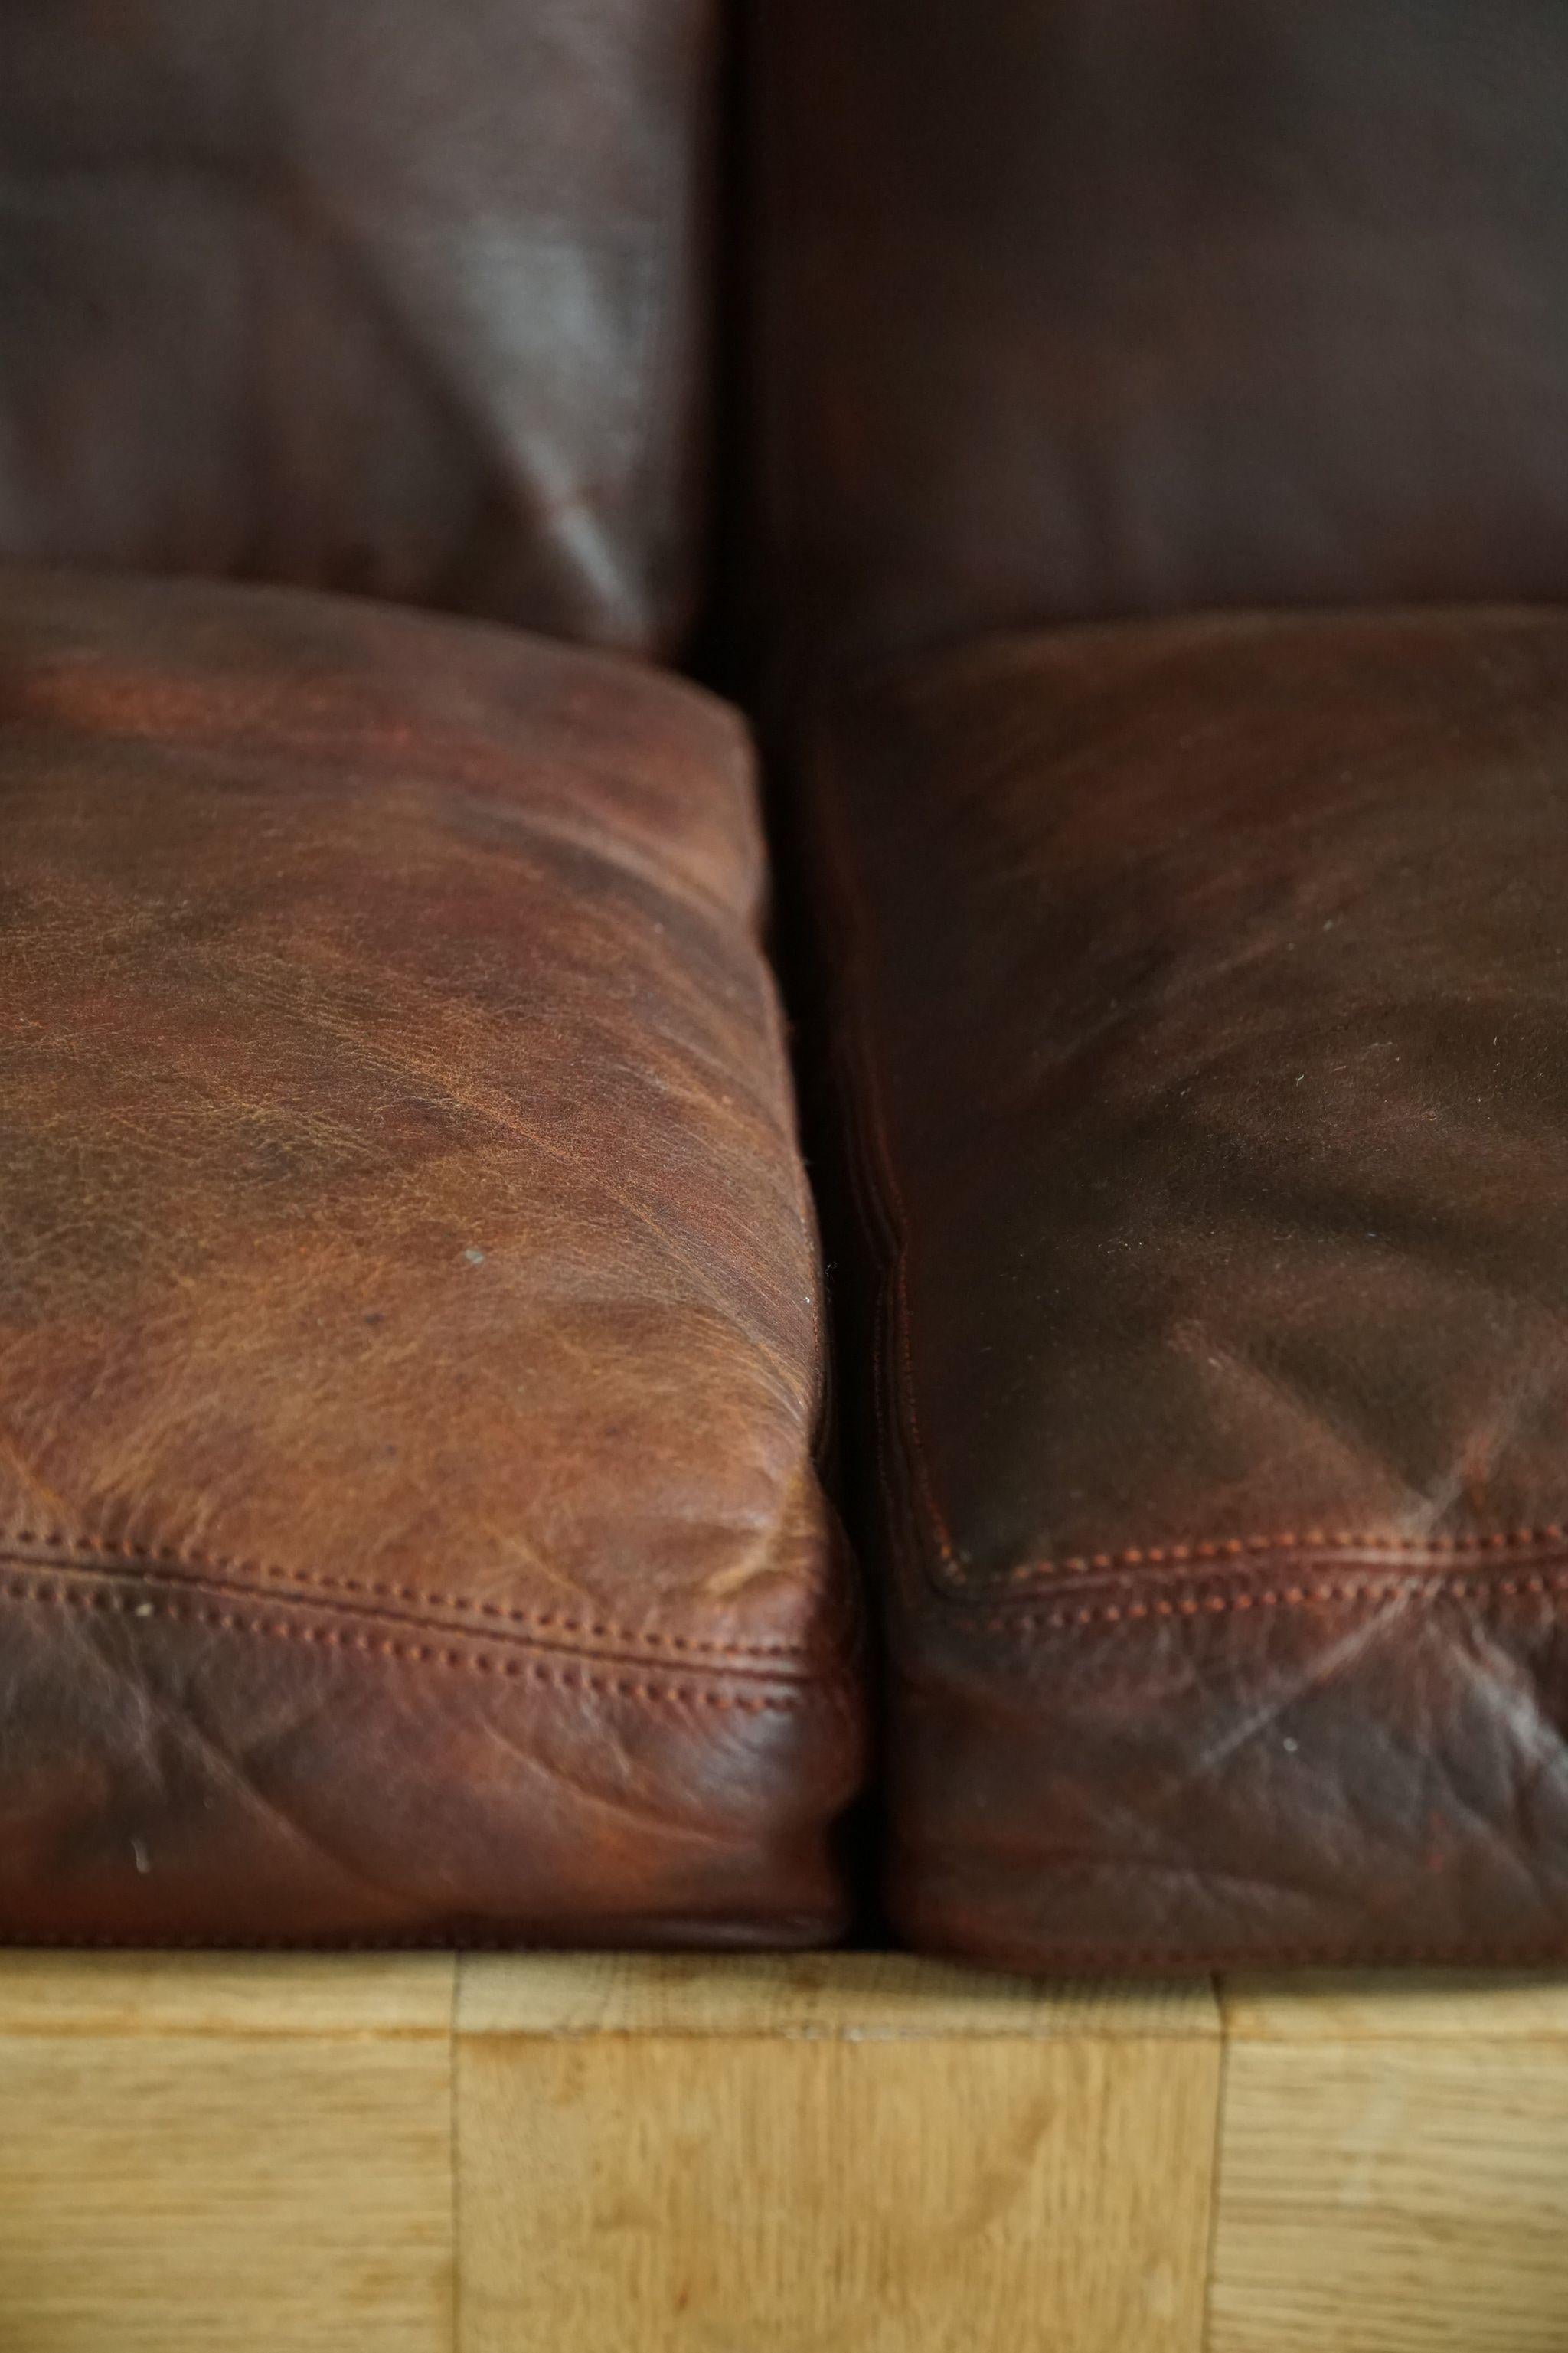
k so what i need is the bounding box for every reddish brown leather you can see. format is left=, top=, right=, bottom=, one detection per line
left=0, top=0, right=717, bottom=655
left=812, top=609, right=1568, bottom=1970
left=0, top=566, right=861, bottom=1946
left=755, top=0, right=1568, bottom=673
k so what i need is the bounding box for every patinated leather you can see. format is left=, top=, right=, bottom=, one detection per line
left=0, top=567, right=861, bottom=1946
left=812, top=609, right=1568, bottom=1969
left=755, top=0, right=1568, bottom=675
left=0, top=0, right=716, bottom=654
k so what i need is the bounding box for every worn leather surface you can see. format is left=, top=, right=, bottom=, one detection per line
left=0, top=0, right=716, bottom=655
left=813, top=609, right=1568, bottom=1969
left=0, top=566, right=861, bottom=1946
left=754, top=0, right=1568, bottom=674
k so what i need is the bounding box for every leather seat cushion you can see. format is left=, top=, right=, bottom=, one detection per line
left=0, top=567, right=862, bottom=1946
left=0, top=0, right=717, bottom=655
left=810, top=607, right=1568, bottom=1970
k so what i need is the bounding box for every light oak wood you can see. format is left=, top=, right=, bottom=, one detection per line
left=458, top=1947, right=1217, bottom=2040
left=1223, top=1966, right=1568, bottom=2041
left=458, top=1957, right=1220, bottom=2353
left=0, top=1955, right=456, bottom=2353
left=2, top=1953, right=1566, bottom=2352
left=1210, top=1972, right=1568, bottom=2353
left=0, top=1949, right=458, bottom=2039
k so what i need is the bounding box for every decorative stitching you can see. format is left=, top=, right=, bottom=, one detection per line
left=962, top=1523, right=1568, bottom=1593
left=962, top=1564, right=1568, bottom=1636
left=0, top=1544, right=816, bottom=1688
left=0, top=1574, right=815, bottom=1714
left=0, top=1526, right=808, bottom=1662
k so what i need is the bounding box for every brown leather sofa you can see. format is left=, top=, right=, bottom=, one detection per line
left=2, top=0, right=1566, bottom=1972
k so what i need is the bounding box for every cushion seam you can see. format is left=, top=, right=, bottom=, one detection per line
left=0, top=1525, right=808, bottom=1663
left=945, top=1523, right=1568, bottom=1588
left=937, top=1558, right=1568, bottom=1636
left=0, top=1569, right=828, bottom=1714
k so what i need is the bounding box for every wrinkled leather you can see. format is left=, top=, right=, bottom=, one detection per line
left=812, top=609, right=1568, bottom=1970
left=0, top=566, right=862, bottom=1946
left=754, top=0, right=1568, bottom=674
left=0, top=0, right=716, bottom=655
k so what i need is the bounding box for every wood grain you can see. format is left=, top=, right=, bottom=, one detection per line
left=1209, top=1976, right=1568, bottom=2353
left=458, top=1948, right=1217, bottom=2041
left=0, top=1950, right=456, bottom=2038
left=1222, top=1967, right=1568, bottom=2042
left=5, top=1953, right=1568, bottom=2351
left=456, top=1956, right=1221, bottom=2353
left=0, top=1957, right=456, bottom=2353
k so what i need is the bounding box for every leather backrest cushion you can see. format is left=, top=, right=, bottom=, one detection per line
left=0, top=0, right=717, bottom=654
left=755, top=0, right=1568, bottom=673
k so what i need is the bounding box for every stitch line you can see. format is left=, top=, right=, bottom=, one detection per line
left=955, top=1522, right=1568, bottom=1593
left=0, top=1544, right=817, bottom=1688
left=962, top=1563, right=1568, bottom=1636
left=0, top=1525, right=808, bottom=1662
left=0, top=1574, right=814, bottom=1714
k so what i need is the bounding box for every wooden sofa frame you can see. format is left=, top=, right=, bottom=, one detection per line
left=2, top=1953, right=1564, bottom=2350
